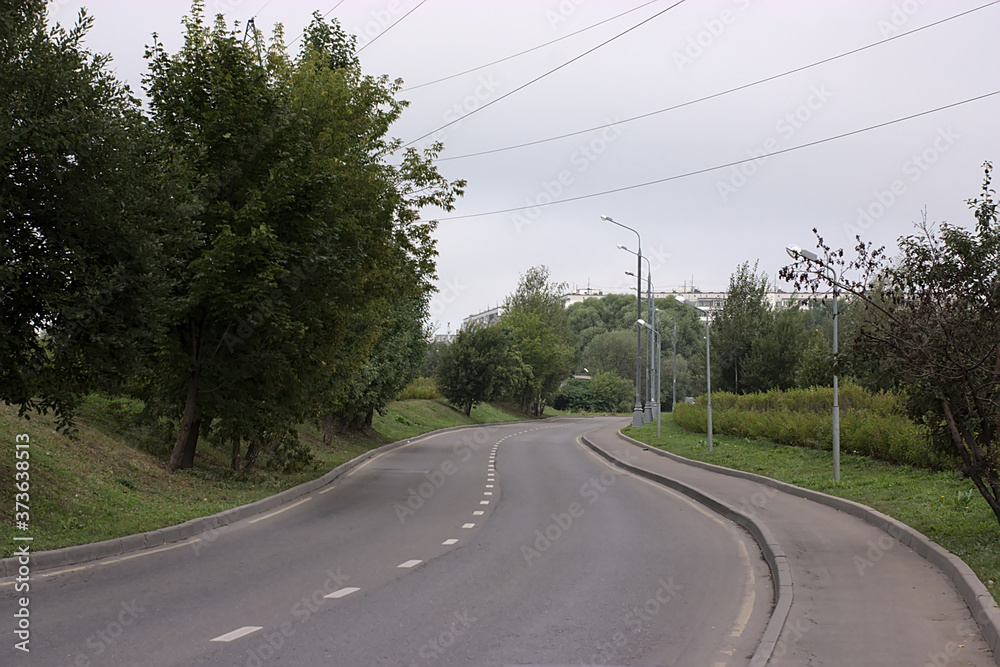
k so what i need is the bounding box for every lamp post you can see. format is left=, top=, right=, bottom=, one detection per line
left=603, top=215, right=645, bottom=428
left=620, top=245, right=655, bottom=423
left=657, top=309, right=677, bottom=413
left=786, top=244, right=841, bottom=482
left=676, top=297, right=712, bottom=451
left=638, top=318, right=662, bottom=437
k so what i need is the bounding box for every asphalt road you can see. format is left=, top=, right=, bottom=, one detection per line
left=1, top=417, right=771, bottom=666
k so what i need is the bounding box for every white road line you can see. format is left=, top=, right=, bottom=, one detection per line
left=473, top=511, right=484, bottom=515
left=486, top=484, right=494, bottom=488
left=247, top=497, right=311, bottom=524
left=462, top=523, right=476, bottom=529
left=484, top=492, right=493, bottom=496
left=442, top=539, right=458, bottom=545
left=318, top=485, right=337, bottom=494
left=398, top=560, right=422, bottom=568
left=211, top=626, right=262, bottom=642
left=324, top=587, right=360, bottom=599
left=480, top=500, right=490, bottom=505
left=729, top=540, right=756, bottom=638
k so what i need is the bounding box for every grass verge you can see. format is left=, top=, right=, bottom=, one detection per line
left=623, top=417, right=1000, bottom=605
left=0, top=397, right=539, bottom=558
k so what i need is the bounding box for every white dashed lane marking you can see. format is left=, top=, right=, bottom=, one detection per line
left=398, top=560, right=422, bottom=568
left=443, top=539, right=458, bottom=545
left=211, top=626, right=262, bottom=642
left=462, top=523, right=476, bottom=529
left=324, top=587, right=360, bottom=599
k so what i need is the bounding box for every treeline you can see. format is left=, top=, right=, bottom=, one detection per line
left=1, top=2, right=464, bottom=471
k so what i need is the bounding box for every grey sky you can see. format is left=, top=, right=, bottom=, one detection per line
left=50, top=0, right=1000, bottom=333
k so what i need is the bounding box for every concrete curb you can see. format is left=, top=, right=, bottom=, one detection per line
left=614, top=429, right=1000, bottom=664
left=0, top=418, right=538, bottom=579
left=580, top=434, right=791, bottom=667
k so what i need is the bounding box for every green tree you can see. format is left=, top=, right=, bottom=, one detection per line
left=740, top=306, right=808, bottom=393
left=711, top=261, right=772, bottom=393
left=143, top=5, right=462, bottom=470
left=588, top=371, right=635, bottom=413
left=437, top=323, right=527, bottom=416
left=503, top=266, right=574, bottom=415
left=782, top=164, right=1000, bottom=527
left=582, top=330, right=636, bottom=381
left=1, top=1, right=178, bottom=429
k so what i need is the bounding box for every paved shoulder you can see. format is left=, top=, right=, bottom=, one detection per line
left=583, top=420, right=997, bottom=666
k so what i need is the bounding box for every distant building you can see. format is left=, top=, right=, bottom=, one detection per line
left=461, top=305, right=503, bottom=330
left=432, top=333, right=457, bottom=345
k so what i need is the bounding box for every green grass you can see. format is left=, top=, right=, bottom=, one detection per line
left=623, top=417, right=1000, bottom=605
left=0, top=396, right=540, bottom=558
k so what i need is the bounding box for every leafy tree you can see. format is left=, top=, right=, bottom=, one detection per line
left=437, top=323, right=527, bottom=416
left=588, top=371, right=635, bottom=413
left=0, top=2, right=178, bottom=429
left=740, top=306, right=808, bottom=393
left=711, top=261, right=772, bottom=393
left=503, top=266, right=574, bottom=415
left=781, top=163, right=1000, bottom=527
left=582, top=330, right=635, bottom=380
left=143, top=5, right=462, bottom=470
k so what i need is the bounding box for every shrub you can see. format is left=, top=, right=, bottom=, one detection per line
left=673, top=384, right=948, bottom=469
left=397, top=377, right=441, bottom=400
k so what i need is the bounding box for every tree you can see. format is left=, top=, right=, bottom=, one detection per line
left=582, top=330, right=636, bottom=381
left=781, top=163, right=1000, bottom=527
left=739, top=306, right=808, bottom=394
left=143, top=5, right=462, bottom=470
left=711, top=261, right=772, bottom=393
left=587, top=371, right=635, bottom=413
left=503, top=266, right=574, bottom=415
left=437, top=323, right=527, bottom=416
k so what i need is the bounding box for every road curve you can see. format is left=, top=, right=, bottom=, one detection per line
left=2, top=416, right=771, bottom=666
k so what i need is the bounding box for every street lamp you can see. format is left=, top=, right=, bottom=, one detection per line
left=657, top=309, right=677, bottom=414
left=675, top=297, right=713, bottom=451
left=638, top=318, right=662, bottom=437
left=620, top=244, right=655, bottom=423
left=603, top=215, right=644, bottom=428
left=786, top=243, right=841, bottom=482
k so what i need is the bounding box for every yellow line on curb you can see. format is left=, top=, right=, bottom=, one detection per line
left=247, top=497, right=311, bottom=524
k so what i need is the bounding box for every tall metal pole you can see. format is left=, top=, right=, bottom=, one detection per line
left=655, top=313, right=662, bottom=438
left=603, top=216, right=644, bottom=428
left=705, top=311, right=713, bottom=452
left=645, top=270, right=654, bottom=423
left=832, top=283, right=840, bottom=481
left=672, top=319, right=677, bottom=411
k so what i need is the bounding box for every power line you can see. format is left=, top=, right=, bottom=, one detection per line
left=356, top=0, right=428, bottom=55
left=436, top=0, right=1000, bottom=163
left=401, top=0, right=688, bottom=148
left=428, top=89, right=1000, bottom=221
left=400, top=0, right=663, bottom=92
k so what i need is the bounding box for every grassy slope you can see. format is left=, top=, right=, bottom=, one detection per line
left=0, top=398, right=534, bottom=558
left=624, top=417, right=1000, bottom=605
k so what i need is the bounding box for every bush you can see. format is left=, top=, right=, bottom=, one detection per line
left=553, top=372, right=633, bottom=414
left=397, top=377, right=441, bottom=400
left=674, top=384, right=948, bottom=469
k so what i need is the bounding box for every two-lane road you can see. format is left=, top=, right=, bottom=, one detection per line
left=2, top=417, right=771, bottom=666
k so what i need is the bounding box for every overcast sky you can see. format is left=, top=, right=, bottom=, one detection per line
left=50, top=0, right=1000, bottom=333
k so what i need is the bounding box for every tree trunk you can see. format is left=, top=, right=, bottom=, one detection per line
left=181, top=418, right=201, bottom=469
left=168, top=369, right=200, bottom=471
left=244, top=439, right=261, bottom=471
left=230, top=437, right=241, bottom=471
left=322, top=410, right=335, bottom=447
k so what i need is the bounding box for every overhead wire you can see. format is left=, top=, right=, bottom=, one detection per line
left=426, top=89, right=1000, bottom=221
left=400, top=0, right=663, bottom=92
left=401, top=0, right=688, bottom=148
left=356, top=0, right=429, bottom=54
left=436, top=0, right=1000, bottom=162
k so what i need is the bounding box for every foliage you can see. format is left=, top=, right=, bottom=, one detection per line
left=782, top=163, right=1000, bottom=527
left=1, top=1, right=178, bottom=429
left=398, top=377, right=441, bottom=400
left=502, top=266, right=574, bottom=416
left=437, top=323, right=527, bottom=416
left=710, top=261, right=772, bottom=393
left=581, top=330, right=636, bottom=381
left=674, top=385, right=944, bottom=469
left=553, top=371, right=633, bottom=413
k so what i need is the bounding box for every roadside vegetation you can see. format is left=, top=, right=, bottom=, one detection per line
left=624, top=418, right=1000, bottom=605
